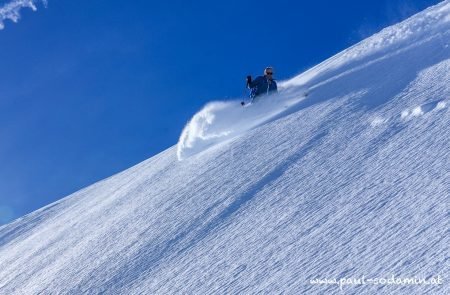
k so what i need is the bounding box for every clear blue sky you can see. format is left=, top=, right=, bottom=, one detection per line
left=0, top=0, right=440, bottom=224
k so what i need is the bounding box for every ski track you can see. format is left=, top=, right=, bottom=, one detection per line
left=1, top=1, right=449, bottom=294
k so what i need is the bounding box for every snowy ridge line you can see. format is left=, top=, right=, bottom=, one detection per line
left=177, top=1, right=450, bottom=162
left=0, top=0, right=47, bottom=29
left=307, top=31, right=449, bottom=94
left=281, top=0, right=450, bottom=89
left=0, top=0, right=449, bottom=293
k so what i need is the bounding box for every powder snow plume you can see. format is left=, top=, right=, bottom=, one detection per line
left=177, top=86, right=309, bottom=160
left=177, top=2, right=450, bottom=161
left=0, top=0, right=47, bottom=29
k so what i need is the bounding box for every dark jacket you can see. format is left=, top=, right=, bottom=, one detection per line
left=248, top=75, right=278, bottom=99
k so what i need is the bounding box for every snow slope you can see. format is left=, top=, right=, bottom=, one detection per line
left=177, top=89, right=309, bottom=160
left=1, top=1, right=449, bottom=294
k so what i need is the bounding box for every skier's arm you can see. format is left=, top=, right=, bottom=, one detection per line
left=246, top=75, right=252, bottom=88
left=248, top=76, right=262, bottom=88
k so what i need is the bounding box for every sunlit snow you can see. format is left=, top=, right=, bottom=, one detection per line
left=1, top=1, right=449, bottom=294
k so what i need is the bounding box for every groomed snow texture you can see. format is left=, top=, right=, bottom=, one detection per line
left=1, top=1, right=449, bottom=294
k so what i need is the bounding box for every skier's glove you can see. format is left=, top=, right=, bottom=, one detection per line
left=246, top=75, right=252, bottom=85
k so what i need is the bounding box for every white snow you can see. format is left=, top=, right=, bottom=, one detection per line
left=1, top=1, right=449, bottom=294
left=0, top=0, right=47, bottom=30
left=177, top=88, right=308, bottom=160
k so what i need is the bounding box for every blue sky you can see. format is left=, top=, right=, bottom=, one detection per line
left=0, top=0, right=441, bottom=224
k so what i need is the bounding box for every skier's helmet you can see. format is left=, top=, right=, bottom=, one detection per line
left=264, top=66, right=274, bottom=76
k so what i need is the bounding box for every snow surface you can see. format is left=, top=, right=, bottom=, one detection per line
left=177, top=88, right=309, bottom=160
left=0, top=0, right=46, bottom=30
left=1, top=1, right=449, bottom=294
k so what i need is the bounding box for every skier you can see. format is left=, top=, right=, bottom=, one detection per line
left=241, top=66, right=278, bottom=106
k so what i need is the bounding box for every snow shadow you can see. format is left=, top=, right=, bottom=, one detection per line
left=177, top=130, right=329, bottom=252
left=90, top=130, right=329, bottom=292
left=0, top=202, right=61, bottom=248
left=177, top=30, right=448, bottom=162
